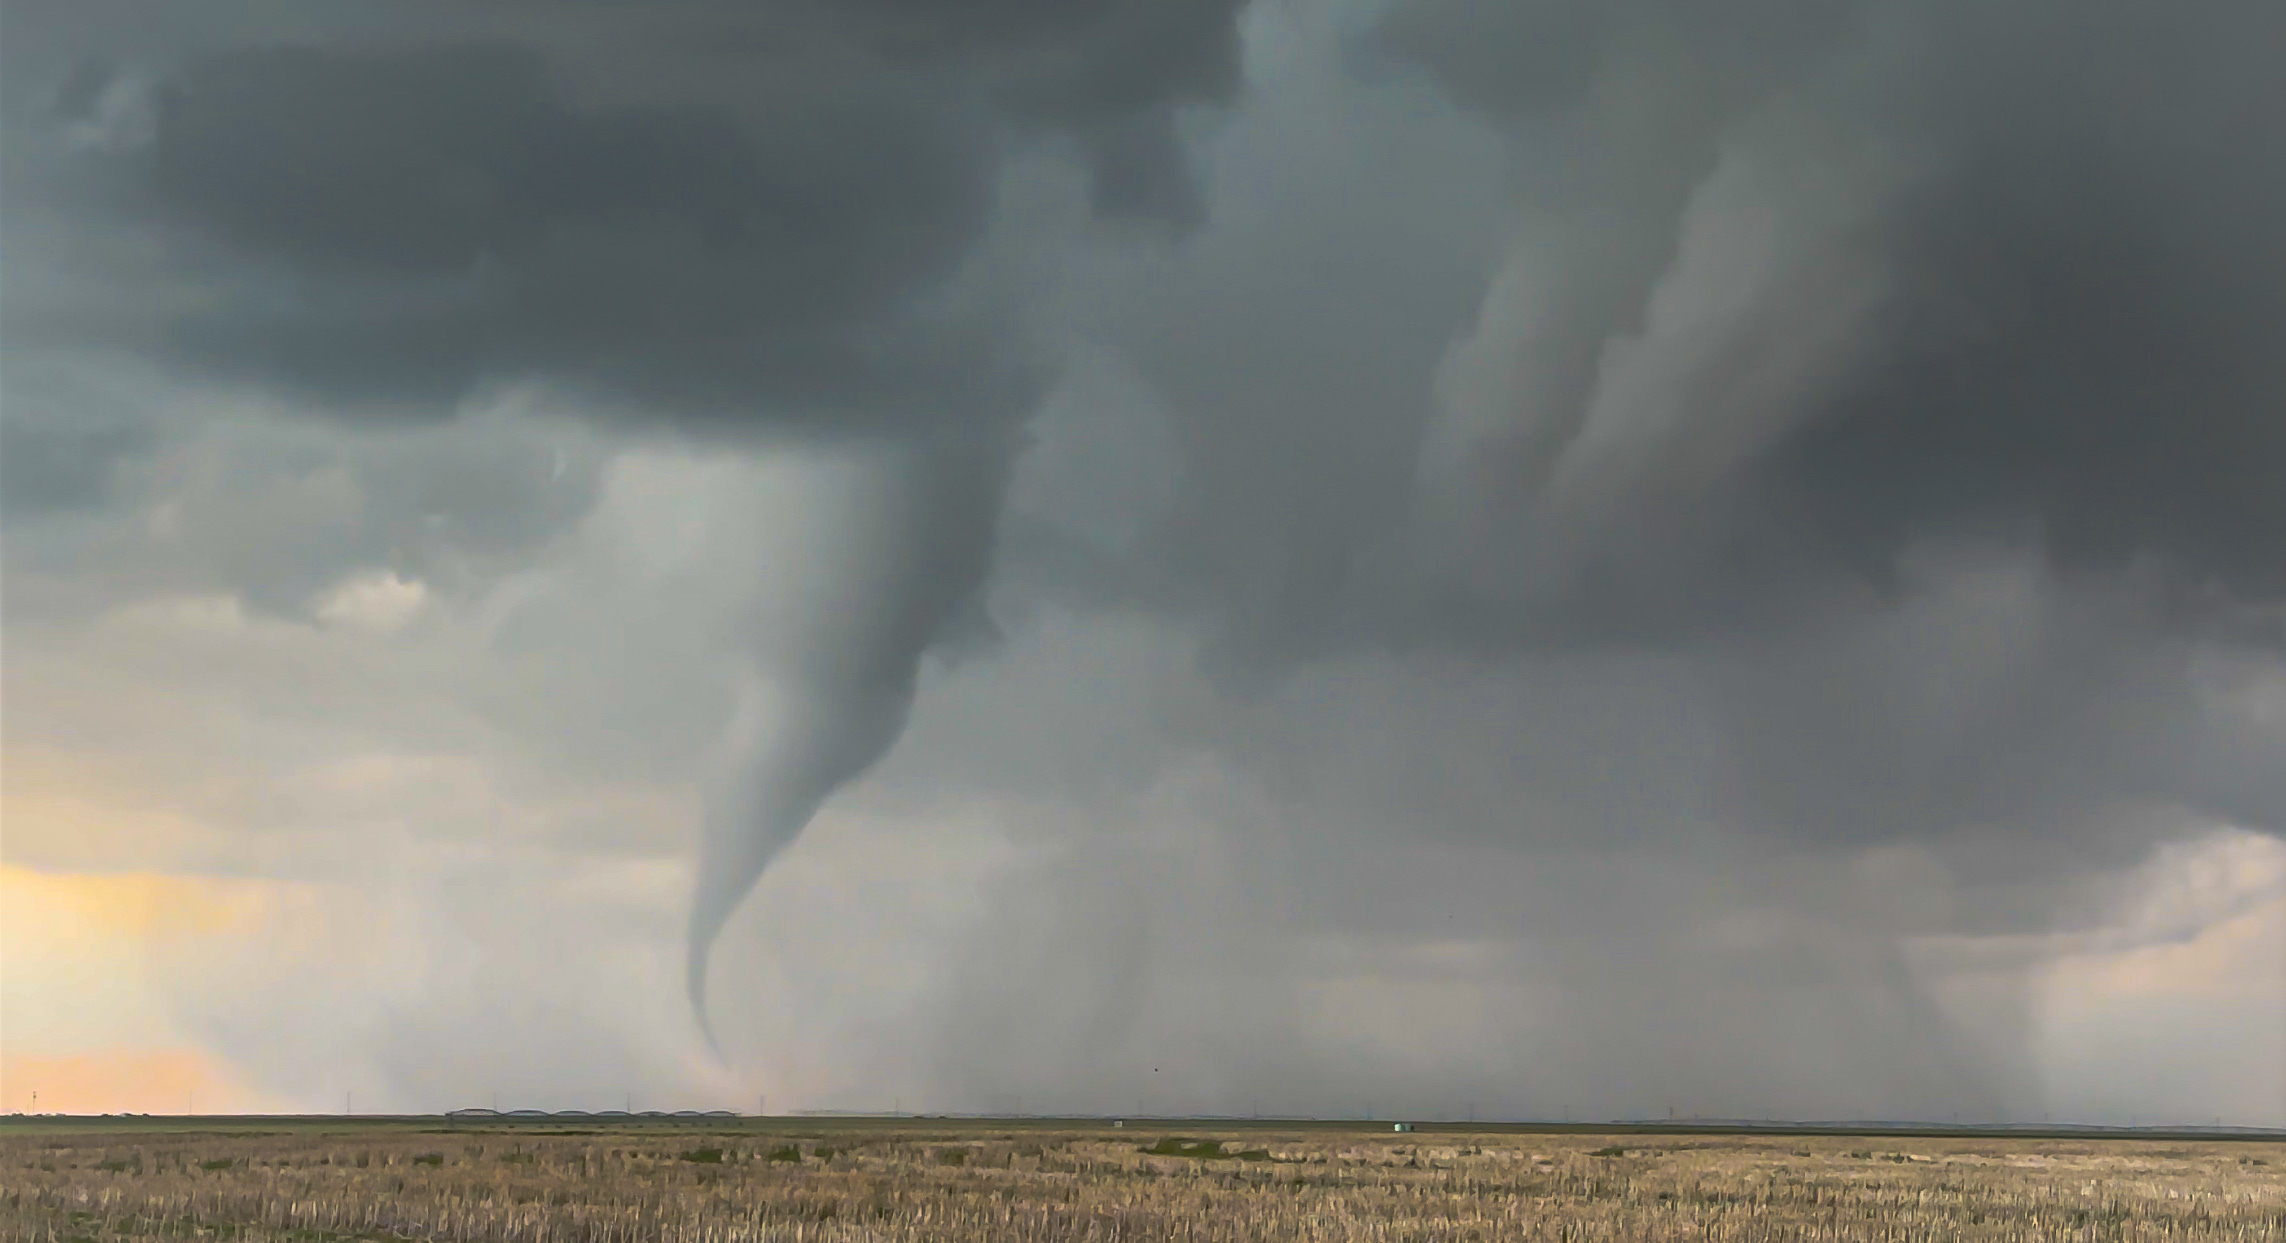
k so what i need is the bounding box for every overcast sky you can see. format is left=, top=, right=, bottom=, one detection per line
left=3, top=0, right=2282, bottom=1125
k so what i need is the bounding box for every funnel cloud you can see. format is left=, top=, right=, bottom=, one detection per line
left=686, top=439, right=1010, bottom=1040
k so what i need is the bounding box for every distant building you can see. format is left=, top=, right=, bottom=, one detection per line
left=1391, top=1123, right=1414, bottom=1133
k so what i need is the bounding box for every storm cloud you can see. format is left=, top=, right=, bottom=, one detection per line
left=1024, top=0, right=2286, bottom=852
left=5, top=0, right=1247, bottom=1038
left=3, top=0, right=2281, bottom=1123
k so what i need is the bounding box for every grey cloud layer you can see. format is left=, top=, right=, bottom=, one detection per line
left=2, top=0, right=1245, bottom=649
left=142, top=42, right=993, bottom=413
left=12, top=2, right=1240, bottom=419
left=3, top=0, right=2281, bottom=1120
left=997, top=0, right=2286, bottom=851
left=1402, top=0, right=2286, bottom=612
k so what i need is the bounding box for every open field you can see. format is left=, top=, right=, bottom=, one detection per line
left=4, top=1121, right=2280, bottom=1241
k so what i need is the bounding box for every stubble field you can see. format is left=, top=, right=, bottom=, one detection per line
left=3, top=1122, right=2279, bottom=1242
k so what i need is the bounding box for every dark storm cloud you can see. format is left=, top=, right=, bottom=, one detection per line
left=988, top=0, right=2286, bottom=675
left=2, top=0, right=1249, bottom=1042
left=6, top=0, right=1245, bottom=419
left=1377, top=0, right=1861, bottom=118
left=1377, top=0, right=2286, bottom=613
left=9, top=0, right=2281, bottom=1124
left=855, top=0, right=1240, bottom=144
left=1765, top=0, right=2286, bottom=596
left=870, top=0, right=2286, bottom=1026
left=95, top=41, right=993, bottom=414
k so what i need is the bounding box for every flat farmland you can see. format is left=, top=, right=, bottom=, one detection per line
left=3, top=1121, right=2279, bottom=1241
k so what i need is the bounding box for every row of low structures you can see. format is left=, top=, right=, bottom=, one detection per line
left=445, top=1109, right=742, bottom=1121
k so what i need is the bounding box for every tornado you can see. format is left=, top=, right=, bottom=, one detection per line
left=682, top=440, right=1005, bottom=1048
left=686, top=673, right=915, bottom=1050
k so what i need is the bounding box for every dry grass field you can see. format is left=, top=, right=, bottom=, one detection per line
left=3, top=1123, right=2279, bottom=1242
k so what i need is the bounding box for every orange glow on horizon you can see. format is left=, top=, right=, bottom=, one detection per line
left=0, top=862, right=276, bottom=942
left=0, top=1047, right=280, bottom=1116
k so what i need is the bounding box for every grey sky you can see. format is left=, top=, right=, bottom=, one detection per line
left=1, top=0, right=2281, bottom=1124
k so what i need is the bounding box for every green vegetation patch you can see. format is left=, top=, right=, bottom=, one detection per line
left=681, top=1147, right=726, bottom=1164
left=767, top=1146, right=803, bottom=1164
left=1142, top=1138, right=1226, bottom=1160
